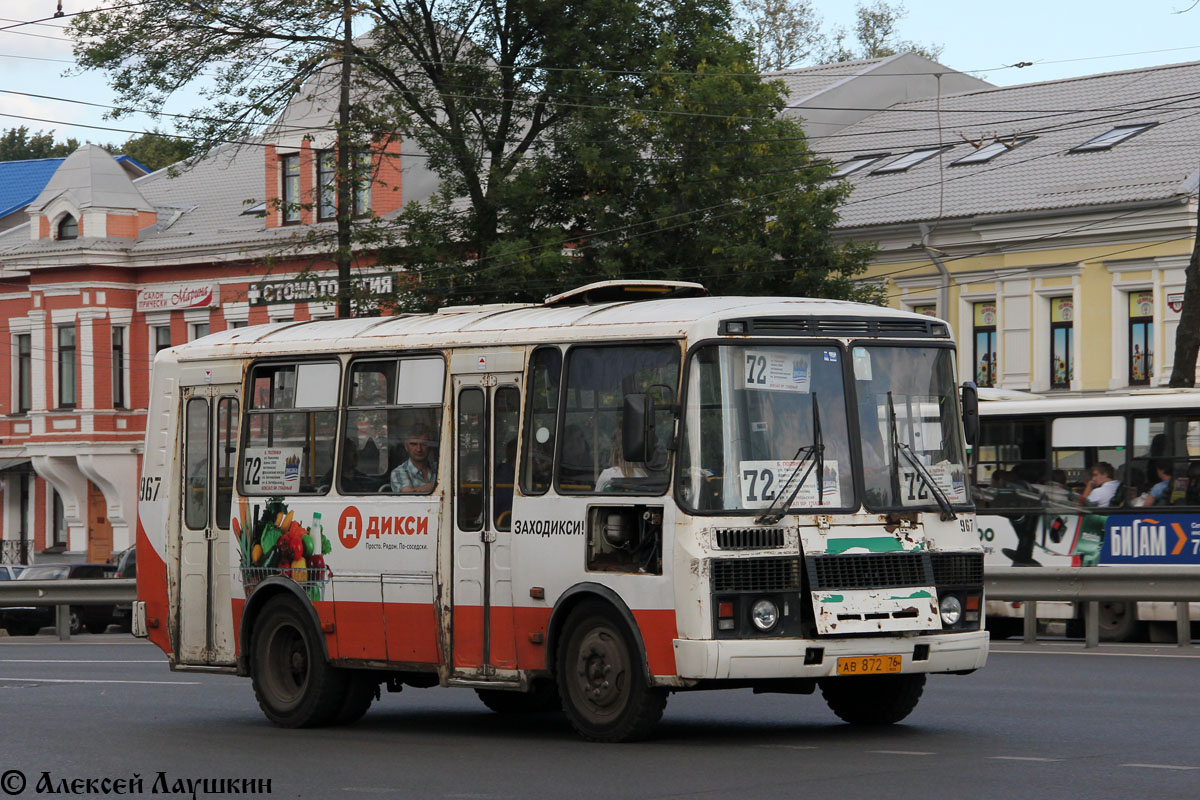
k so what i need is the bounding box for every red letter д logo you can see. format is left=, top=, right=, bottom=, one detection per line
left=338, top=506, right=363, bottom=549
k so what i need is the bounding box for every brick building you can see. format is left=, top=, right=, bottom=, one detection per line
left=0, top=119, right=416, bottom=564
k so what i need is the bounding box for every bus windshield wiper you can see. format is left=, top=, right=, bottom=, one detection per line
left=886, top=392, right=956, bottom=521
left=756, top=395, right=824, bottom=525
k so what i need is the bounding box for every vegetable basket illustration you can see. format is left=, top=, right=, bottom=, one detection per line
left=233, top=496, right=333, bottom=601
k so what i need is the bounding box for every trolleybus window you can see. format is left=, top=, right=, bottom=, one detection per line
left=677, top=343, right=854, bottom=512
left=240, top=361, right=340, bottom=495
left=341, top=356, right=444, bottom=495
left=557, top=344, right=678, bottom=495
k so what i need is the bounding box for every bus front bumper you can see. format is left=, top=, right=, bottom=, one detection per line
left=672, top=630, right=988, bottom=681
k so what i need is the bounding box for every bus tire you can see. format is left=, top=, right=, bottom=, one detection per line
left=250, top=596, right=346, bottom=728
left=1094, top=601, right=1140, bottom=642
left=556, top=601, right=666, bottom=742
left=476, top=681, right=561, bottom=714
left=819, top=673, right=926, bottom=725
left=332, top=671, right=379, bottom=726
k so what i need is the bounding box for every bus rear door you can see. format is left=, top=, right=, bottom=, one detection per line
left=451, top=353, right=522, bottom=680
left=177, top=385, right=240, bottom=666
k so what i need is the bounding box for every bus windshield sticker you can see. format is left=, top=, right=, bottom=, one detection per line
left=852, top=347, right=872, bottom=381
left=898, top=462, right=966, bottom=506
left=243, top=447, right=302, bottom=493
left=742, top=350, right=811, bottom=393
left=738, top=459, right=839, bottom=508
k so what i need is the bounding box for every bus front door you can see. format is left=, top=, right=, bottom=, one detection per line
left=177, top=386, right=240, bottom=666
left=452, top=373, right=521, bottom=679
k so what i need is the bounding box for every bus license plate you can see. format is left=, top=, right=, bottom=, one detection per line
left=836, top=655, right=903, bottom=675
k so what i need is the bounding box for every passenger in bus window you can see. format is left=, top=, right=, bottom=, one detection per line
left=339, top=438, right=381, bottom=494
left=1140, top=461, right=1173, bottom=507
left=1079, top=462, right=1120, bottom=507
left=390, top=424, right=438, bottom=493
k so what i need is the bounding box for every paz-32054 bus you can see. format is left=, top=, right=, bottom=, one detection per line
left=134, top=281, right=987, bottom=741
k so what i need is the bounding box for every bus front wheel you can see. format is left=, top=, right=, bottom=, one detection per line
left=251, top=596, right=347, bottom=728
left=819, top=673, right=926, bottom=725
left=556, top=601, right=666, bottom=742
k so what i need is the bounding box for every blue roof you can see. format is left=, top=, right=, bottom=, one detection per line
left=0, top=155, right=151, bottom=221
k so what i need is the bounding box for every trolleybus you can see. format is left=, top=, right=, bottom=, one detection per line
left=976, top=389, right=1200, bottom=640
left=134, top=280, right=987, bottom=741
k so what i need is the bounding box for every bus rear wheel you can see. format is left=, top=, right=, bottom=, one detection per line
left=251, top=596, right=347, bottom=727
left=819, top=673, right=926, bottom=725
left=556, top=601, right=666, bottom=742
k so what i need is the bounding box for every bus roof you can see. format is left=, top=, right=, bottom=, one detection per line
left=980, top=388, right=1200, bottom=416
left=168, top=290, right=950, bottom=363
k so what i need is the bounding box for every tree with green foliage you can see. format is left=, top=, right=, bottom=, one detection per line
left=398, top=23, right=878, bottom=308
left=734, top=0, right=824, bottom=72
left=733, top=0, right=941, bottom=70
left=71, top=0, right=876, bottom=312
left=0, top=127, right=80, bottom=161
left=823, top=1, right=943, bottom=62
left=113, top=131, right=198, bottom=172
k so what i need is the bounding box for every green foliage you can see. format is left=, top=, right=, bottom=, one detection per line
left=113, top=131, right=198, bottom=171
left=71, top=0, right=877, bottom=311
left=0, top=127, right=80, bottom=161
left=733, top=0, right=942, bottom=68
left=399, top=24, right=879, bottom=308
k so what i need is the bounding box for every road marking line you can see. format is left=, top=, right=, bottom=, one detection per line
left=990, top=756, right=1063, bottom=762
left=0, top=677, right=201, bottom=685
left=868, top=750, right=934, bottom=756
left=0, top=662, right=162, bottom=666
left=755, top=745, right=818, bottom=750
left=1121, top=763, right=1199, bottom=771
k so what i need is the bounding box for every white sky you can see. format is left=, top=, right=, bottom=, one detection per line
left=2, top=0, right=1200, bottom=145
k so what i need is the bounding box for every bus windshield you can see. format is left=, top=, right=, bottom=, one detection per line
left=853, top=345, right=969, bottom=511
left=678, top=343, right=856, bottom=512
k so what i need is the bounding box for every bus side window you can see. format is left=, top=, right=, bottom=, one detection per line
left=343, top=356, right=444, bottom=495
left=521, top=347, right=561, bottom=496
left=556, top=343, right=679, bottom=495
left=240, top=361, right=339, bottom=496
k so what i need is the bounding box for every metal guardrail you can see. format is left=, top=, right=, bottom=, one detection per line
left=986, top=566, right=1200, bottom=649
left=0, top=579, right=136, bottom=641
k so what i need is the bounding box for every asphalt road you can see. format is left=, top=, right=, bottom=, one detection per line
left=1, top=636, right=1198, bottom=799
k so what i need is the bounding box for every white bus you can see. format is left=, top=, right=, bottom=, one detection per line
left=134, top=280, right=987, bottom=741
left=976, top=389, right=1200, bottom=641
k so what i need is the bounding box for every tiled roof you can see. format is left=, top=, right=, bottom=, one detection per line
left=810, top=60, right=1200, bottom=229
left=0, top=154, right=149, bottom=220
left=765, top=56, right=893, bottom=104
left=29, top=145, right=154, bottom=213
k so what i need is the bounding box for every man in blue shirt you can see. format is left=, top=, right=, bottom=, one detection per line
left=390, top=424, right=438, bottom=493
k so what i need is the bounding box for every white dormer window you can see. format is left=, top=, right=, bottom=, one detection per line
left=57, top=214, right=78, bottom=240
left=1071, top=123, right=1156, bottom=152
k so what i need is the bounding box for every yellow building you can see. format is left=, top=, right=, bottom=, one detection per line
left=804, top=60, right=1199, bottom=393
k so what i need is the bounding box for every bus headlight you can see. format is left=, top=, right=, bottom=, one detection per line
left=939, top=595, right=963, bottom=627
left=751, top=598, right=779, bottom=631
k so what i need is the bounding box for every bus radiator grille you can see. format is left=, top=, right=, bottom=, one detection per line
left=929, top=552, right=984, bottom=586
left=808, top=553, right=929, bottom=591
left=711, top=557, right=803, bottom=593
left=713, top=527, right=787, bottom=550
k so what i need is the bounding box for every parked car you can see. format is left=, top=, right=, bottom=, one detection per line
left=1, top=563, right=117, bottom=636
left=111, top=546, right=136, bottom=633
left=0, top=565, right=24, bottom=581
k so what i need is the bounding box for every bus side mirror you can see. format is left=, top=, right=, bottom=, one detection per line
left=622, top=393, right=654, bottom=463
left=961, top=381, right=979, bottom=450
